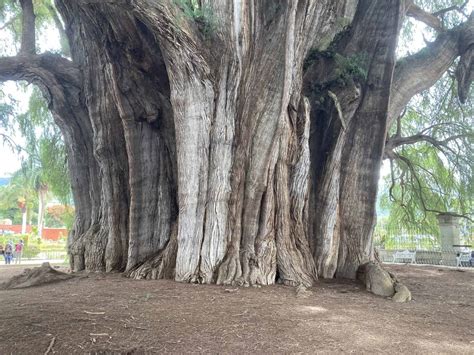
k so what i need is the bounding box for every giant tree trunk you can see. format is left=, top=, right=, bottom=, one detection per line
left=48, top=0, right=398, bottom=285
left=1, top=0, right=467, bottom=288
left=306, top=1, right=404, bottom=279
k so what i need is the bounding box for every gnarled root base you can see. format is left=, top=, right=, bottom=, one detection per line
left=125, top=233, right=177, bottom=280
left=0, top=262, right=75, bottom=290
left=357, top=262, right=412, bottom=302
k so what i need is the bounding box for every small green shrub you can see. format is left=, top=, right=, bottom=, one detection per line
left=334, top=53, right=369, bottom=83
left=22, top=244, right=41, bottom=259
left=174, top=0, right=216, bottom=37
left=0, top=234, right=31, bottom=247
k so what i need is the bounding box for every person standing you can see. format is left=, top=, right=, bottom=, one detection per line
left=4, top=241, right=13, bottom=264
left=14, top=240, right=24, bottom=264
left=0, top=244, right=4, bottom=263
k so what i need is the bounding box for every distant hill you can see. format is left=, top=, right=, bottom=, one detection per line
left=0, top=177, right=11, bottom=186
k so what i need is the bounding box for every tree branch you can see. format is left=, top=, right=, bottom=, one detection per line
left=0, top=132, right=40, bottom=161
left=406, top=1, right=443, bottom=32
left=0, top=54, right=79, bottom=86
left=455, top=44, right=473, bottom=104
left=418, top=121, right=465, bottom=135
left=388, top=15, right=474, bottom=126
left=0, top=15, right=20, bottom=31
left=433, top=1, right=469, bottom=18
left=0, top=53, right=81, bottom=120
left=19, top=0, right=36, bottom=55
left=388, top=133, right=463, bottom=150
left=393, top=153, right=473, bottom=222
left=327, top=90, right=347, bottom=130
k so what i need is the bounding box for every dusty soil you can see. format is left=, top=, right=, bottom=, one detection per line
left=0, top=264, right=472, bottom=354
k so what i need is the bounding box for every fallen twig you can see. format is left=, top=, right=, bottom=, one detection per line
left=90, top=333, right=110, bottom=337
left=83, top=311, right=105, bottom=315
left=224, top=288, right=238, bottom=293
left=44, top=337, right=56, bottom=355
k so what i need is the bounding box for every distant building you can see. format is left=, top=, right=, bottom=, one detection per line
left=0, top=177, right=11, bottom=186
left=0, top=224, right=68, bottom=240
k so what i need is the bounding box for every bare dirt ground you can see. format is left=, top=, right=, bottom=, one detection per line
left=0, top=263, right=472, bottom=354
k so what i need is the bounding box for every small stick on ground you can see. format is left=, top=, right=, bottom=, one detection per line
left=84, top=311, right=105, bottom=315
left=44, top=337, right=56, bottom=355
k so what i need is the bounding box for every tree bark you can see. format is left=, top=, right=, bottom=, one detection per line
left=305, top=0, right=403, bottom=279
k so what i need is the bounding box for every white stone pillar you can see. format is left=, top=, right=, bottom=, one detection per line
left=437, top=213, right=461, bottom=266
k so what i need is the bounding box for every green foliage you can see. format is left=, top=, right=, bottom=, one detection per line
left=4, top=87, right=71, bottom=204
left=380, top=72, right=473, bottom=234
left=22, top=243, right=40, bottom=258
left=0, top=87, right=18, bottom=151
left=0, top=170, right=38, bottom=223
left=0, top=0, right=68, bottom=56
left=174, top=0, right=216, bottom=37
left=0, top=234, right=28, bottom=247
left=333, top=53, right=369, bottom=83
left=0, top=233, right=66, bottom=259
left=398, top=0, right=469, bottom=57
left=38, top=137, right=71, bottom=203
left=303, top=47, right=332, bottom=71
left=304, top=49, right=368, bottom=107
left=0, top=86, right=72, bottom=226
left=45, top=204, right=74, bottom=228
left=0, top=233, right=38, bottom=251
left=305, top=49, right=368, bottom=82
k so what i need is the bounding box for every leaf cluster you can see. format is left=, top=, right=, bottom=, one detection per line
left=305, top=49, right=368, bottom=106
left=174, top=0, right=216, bottom=38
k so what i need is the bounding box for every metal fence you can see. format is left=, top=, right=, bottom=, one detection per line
left=374, top=227, right=442, bottom=250
left=377, top=248, right=473, bottom=267
left=374, top=225, right=473, bottom=267
left=23, top=250, right=68, bottom=261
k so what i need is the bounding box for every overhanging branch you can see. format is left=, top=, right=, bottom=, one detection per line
left=388, top=14, right=474, bottom=126
left=386, top=132, right=471, bottom=155
left=433, top=1, right=469, bottom=18
left=406, top=0, right=470, bottom=31
left=392, top=153, right=473, bottom=222
left=406, top=1, right=443, bottom=32
left=0, top=53, right=79, bottom=86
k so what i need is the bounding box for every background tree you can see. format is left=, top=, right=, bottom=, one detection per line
left=0, top=0, right=472, bottom=289
left=0, top=170, right=36, bottom=230
left=0, top=84, right=71, bottom=235
left=382, top=73, right=473, bottom=237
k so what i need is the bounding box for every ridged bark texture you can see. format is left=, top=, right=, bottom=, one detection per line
left=48, top=0, right=408, bottom=284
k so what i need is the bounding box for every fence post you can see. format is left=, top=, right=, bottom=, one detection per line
left=437, top=213, right=461, bottom=266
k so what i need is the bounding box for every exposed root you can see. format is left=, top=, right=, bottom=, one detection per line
left=126, top=232, right=177, bottom=280
left=216, top=249, right=242, bottom=286
left=0, top=262, right=75, bottom=290
left=392, top=282, right=412, bottom=302
left=295, top=284, right=313, bottom=298
left=357, top=262, right=412, bottom=302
